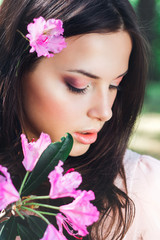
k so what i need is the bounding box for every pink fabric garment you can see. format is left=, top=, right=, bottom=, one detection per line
left=114, top=149, right=160, bottom=239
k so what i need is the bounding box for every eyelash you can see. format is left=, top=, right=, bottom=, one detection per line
left=109, top=85, right=122, bottom=91
left=66, top=82, right=122, bottom=94
left=66, top=82, right=88, bottom=94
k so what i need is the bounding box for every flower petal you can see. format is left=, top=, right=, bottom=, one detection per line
left=0, top=165, right=20, bottom=210
left=21, top=132, right=51, bottom=171
left=48, top=161, right=82, bottom=199
left=27, top=16, right=46, bottom=42
left=46, top=19, right=64, bottom=36
left=40, top=224, right=67, bottom=240
left=59, top=190, right=100, bottom=236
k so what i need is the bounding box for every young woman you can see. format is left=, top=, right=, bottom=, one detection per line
left=0, top=0, right=160, bottom=239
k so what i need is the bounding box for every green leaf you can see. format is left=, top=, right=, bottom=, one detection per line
left=21, top=133, right=73, bottom=196
left=17, top=223, right=38, bottom=240
left=16, top=215, right=47, bottom=239
left=0, top=216, right=48, bottom=240
left=0, top=216, right=17, bottom=240
left=16, top=216, right=47, bottom=239
left=0, top=221, right=7, bottom=235
left=26, top=215, right=47, bottom=238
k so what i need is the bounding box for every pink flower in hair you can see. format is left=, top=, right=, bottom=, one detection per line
left=26, top=16, right=66, bottom=58
left=0, top=165, right=20, bottom=210
left=48, top=160, right=82, bottom=199
left=21, top=132, right=51, bottom=171
left=40, top=224, right=67, bottom=240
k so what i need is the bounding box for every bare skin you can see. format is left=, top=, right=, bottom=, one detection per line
left=22, top=31, right=132, bottom=157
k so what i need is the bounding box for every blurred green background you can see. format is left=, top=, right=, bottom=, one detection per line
left=129, top=0, right=160, bottom=159
left=0, top=0, right=160, bottom=159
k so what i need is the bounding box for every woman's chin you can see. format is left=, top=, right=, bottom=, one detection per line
left=69, top=142, right=90, bottom=157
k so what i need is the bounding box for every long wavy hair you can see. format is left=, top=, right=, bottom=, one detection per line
left=0, top=0, right=148, bottom=239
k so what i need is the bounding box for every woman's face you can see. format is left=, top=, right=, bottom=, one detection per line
left=22, top=31, right=132, bottom=156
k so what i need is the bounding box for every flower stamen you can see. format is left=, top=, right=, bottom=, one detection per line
left=66, top=168, right=75, bottom=174
left=11, top=205, right=16, bottom=215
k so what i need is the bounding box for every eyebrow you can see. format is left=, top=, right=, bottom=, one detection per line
left=67, top=69, right=128, bottom=79
left=67, top=69, right=100, bottom=79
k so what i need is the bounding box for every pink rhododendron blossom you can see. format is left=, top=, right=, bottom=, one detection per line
left=26, top=16, right=66, bottom=58
left=48, top=160, right=82, bottom=199
left=40, top=224, right=67, bottom=240
left=21, top=132, right=51, bottom=171
left=0, top=165, right=20, bottom=210
left=59, top=190, right=100, bottom=236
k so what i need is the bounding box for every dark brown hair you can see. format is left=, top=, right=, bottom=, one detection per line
left=0, top=0, right=148, bottom=239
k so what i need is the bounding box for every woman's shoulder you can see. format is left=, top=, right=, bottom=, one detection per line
left=115, top=149, right=160, bottom=193
left=122, top=149, right=160, bottom=239
left=123, top=149, right=160, bottom=193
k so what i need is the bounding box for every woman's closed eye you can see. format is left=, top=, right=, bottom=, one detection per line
left=66, top=82, right=89, bottom=94
left=64, top=75, right=123, bottom=94
left=64, top=75, right=90, bottom=94
left=109, top=76, right=124, bottom=91
left=109, top=84, right=122, bottom=91
left=66, top=82, right=122, bottom=94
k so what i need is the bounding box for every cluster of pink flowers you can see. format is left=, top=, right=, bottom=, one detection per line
left=26, top=16, right=66, bottom=58
left=0, top=133, right=100, bottom=239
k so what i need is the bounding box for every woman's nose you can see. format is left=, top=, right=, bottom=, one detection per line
left=87, top=89, right=113, bottom=122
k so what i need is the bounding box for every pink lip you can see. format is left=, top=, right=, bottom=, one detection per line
left=73, top=131, right=98, bottom=145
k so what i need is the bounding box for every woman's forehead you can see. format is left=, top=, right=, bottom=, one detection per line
left=35, top=31, right=132, bottom=81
